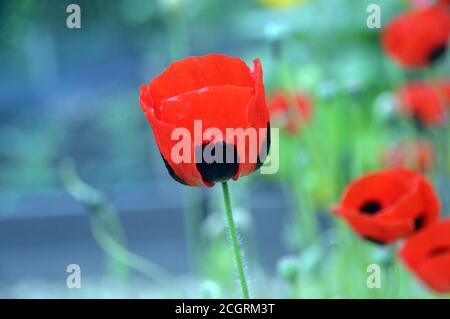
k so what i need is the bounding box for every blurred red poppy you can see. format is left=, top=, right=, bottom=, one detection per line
left=383, top=139, right=436, bottom=172
left=268, top=91, right=313, bottom=134
left=441, top=79, right=450, bottom=106
left=139, top=54, right=270, bottom=187
left=399, top=219, right=450, bottom=293
left=382, top=4, right=450, bottom=69
left=398, top=82, right=447, bottom=127
left=332, top=168, right=440, bottom=245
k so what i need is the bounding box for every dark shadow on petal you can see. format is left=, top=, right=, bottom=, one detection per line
left=255, top=122, right=271, bottom=171
left=196, top=142, right=239, bottom=184
left=428, top=246, right=450, bottom=259
left=161, top=153, right=188, bottom=186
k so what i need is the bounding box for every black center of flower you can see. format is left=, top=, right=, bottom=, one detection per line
left=414, top=214, right=426, bottom=231
left=428, top=246, right=450, bottom=259
left=429, top=44, right=447, bottom=64
left=196, top=142, right=239, bottom=184
left=360, top=201, right=382, bottom=215
left=363, top=236, right=386, bottom=246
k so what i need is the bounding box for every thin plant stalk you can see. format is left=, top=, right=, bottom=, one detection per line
left=59, top=159, right=177, bottom=292
left=90, top=213, right=177, bottom=289
left=59, top=159, right=130, bottom=280
left=221, top=182, right=250, bottom=299
left=387, top=245, right=398, bottom=299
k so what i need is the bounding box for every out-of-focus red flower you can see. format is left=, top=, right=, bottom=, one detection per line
left=441, top=79, right=450, bottom=106
left=139, top=54, right=270, bottom=187
left=397, top=82, right=447, bottom=127
left=268, top=91, right=313, bottom=134
left=399, top=219, right=450, bottom=293
left=382, top=4, right=450, bottom=69
left=332, top=168, right=440, bottom=245
left=383, top=139, right=436, bottom=172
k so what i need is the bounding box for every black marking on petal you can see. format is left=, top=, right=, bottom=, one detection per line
left=161, top=153, right=188, bottom=186
left=363, top=236, right=386, bottom=246
left=414, top=214, right=426, bottom=231
left=429, top=44, right=447, bottom=64
left=428, top=246, right=450, bottom=259
left=195, top=142, right=239, bottom=184
left=255, top=122, right=271, bottom=171
left=360, top=200, right=382, bottom=216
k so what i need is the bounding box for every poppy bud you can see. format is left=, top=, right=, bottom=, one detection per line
left=332, top=168, right=440, bottom=245
left=139, top=54, right=270, bottom=187
left=399, top=219, right=450, bottom=293
left=277, top=255, right=300, bottom=283
left=382, top=4, right=450, bottom=69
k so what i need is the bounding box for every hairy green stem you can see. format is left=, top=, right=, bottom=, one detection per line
left=221, top=182, right=250, bottom=299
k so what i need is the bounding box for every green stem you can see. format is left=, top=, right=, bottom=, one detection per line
left=221, top=182, right=250, bottom=299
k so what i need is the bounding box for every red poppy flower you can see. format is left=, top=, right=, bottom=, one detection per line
left=399, top=219, right=450, bottom=293
left=382, top=4, right=450, bottom=69
left=332, top=168, right=440, bottom=245
left=139, top=54, right=270, bottom=187
left=383, top=139, right=436, bottom=172
left=267, top=91, right=312, bottom=134
left=397, top=82, right=447, bottom=126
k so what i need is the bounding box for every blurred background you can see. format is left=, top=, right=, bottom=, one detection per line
left=0, top=0, right=448, bottom=298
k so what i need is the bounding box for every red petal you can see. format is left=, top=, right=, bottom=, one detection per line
left=140, top=85, right=206, bottom=186
left=399, top=219, right=450, bottom=293
left=340, top=169, right=415, bottom=210
left=416, top=256, right=450, bottom=293
left=400, top=219, right=450, bottom=268
left=242, top=58, right=270, bottom=176
left=149, top=54, right=254, bottom=116
left=160, top=85, right=257, bottom=184
left=334, top=209, right=412, bottom=243
left=160, top=85, right=253, bottom=133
